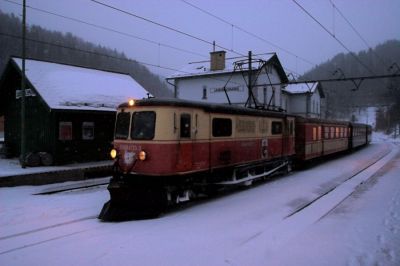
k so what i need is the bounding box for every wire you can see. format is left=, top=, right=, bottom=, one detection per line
left=179, top=0, right=318, bottom=68
left=329, top=0, right=388, bottom=67
left=89, top=0, right=245, bottom=57
left=2, top=0, right=207, bottom=59
left=0, top=31, right=249, bottom=88
left=292, top=0, right=375, bottom=75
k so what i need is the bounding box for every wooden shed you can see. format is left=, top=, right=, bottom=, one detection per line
left=0, top=57, right=149, bottom=165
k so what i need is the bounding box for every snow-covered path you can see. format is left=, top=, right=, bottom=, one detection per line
left=0, top=137, right=399, bottom=266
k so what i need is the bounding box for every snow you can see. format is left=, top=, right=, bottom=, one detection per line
left=12, top=58, right=149, bottom=112
left=284, top=82, right=319, bottom=94
left=0, top=159, right=112, bottom=178
left=0, top=133, right=399, bottom=265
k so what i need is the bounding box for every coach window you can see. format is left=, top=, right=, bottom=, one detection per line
left=271, top=121, right=283, bottom=135
left=324, top=126, right=329, bottom=139
left=180, top=114, right=191, bottom=138
left=212, top=118, right=232, bottom=137
left=313, top=127, right=317, bottom=141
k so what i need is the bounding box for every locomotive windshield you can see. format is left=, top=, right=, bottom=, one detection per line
left=115, top=112, right=130, bottom=139
left=131, top=111, right=156, bottom=140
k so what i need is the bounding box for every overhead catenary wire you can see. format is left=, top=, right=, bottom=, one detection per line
left=292, top=0, right=376, bottom=76
left=2, top=0, right=207, bottom=59
left=329, top=0, right=389, bottom=67
left=89, top=0, right=246, bottom=57
left=179, top=0, right=318, bottom=69
left=0, top=31, right=246, bottom=86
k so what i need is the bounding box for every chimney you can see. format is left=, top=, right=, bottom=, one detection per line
left=210, top=51, right=226, bottom=71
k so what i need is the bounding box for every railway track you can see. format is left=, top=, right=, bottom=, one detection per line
left=237, top=143, right=398, bottom=250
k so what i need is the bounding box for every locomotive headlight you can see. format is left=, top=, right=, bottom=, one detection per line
left=128, top=99, right=135, bottom=106
left=110, top=148, right=117, bottom=159
left=139, top=150, right=147, bottom=161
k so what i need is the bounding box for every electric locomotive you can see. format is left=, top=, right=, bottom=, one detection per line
left=99, top=98, right=296, bottom=221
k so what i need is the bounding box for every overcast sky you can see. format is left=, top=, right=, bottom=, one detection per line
left=1, top=0, right=399, bottom=78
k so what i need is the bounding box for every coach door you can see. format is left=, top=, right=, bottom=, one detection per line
left=176, top=112, right=193, bottom=172
left=283, top=116, right=295, bottom=156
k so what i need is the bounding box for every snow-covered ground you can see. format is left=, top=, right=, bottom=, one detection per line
left=0, top=133, right=399, bottom=266
left=0, top=159, right=112, bottom=178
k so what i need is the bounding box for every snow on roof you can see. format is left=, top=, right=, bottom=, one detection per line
left=12, top=58, right=149, bottom=111
left=284, top=82, right=319, bottom=94
left=169, top=53, right=275, bottom=79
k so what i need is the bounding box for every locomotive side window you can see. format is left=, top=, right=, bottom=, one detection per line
left=180, top=114, right=191, bottom=138
left=115, top=112, right=131, bottom=139
left=271, top=121, right=282, bottom=135
left=212, top=118, right=232, bottom=137
left=131, top=111, right=156, bottom=140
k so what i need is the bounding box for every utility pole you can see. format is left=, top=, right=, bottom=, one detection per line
left=20, top=0, right=26, bottom=168
left=248, top=51, right=252, bottom=107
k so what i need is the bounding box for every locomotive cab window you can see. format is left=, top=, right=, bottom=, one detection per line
left=115, top=112, right=131, bottom=139
left=131, top=111, right=156, bottom=140
left=212, top=118, right=232, bottom=137
left=271, top=121, right=283, bottom=135
left=180, top=113, right=191, bottom=138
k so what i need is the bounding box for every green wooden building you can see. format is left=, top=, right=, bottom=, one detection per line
left=0, top=57, right=149, bottom=165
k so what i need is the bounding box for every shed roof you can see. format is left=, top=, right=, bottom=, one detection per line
left=9, top=57, right=149, bottom=112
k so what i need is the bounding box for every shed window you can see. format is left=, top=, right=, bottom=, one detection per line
left=271, top=121, right=282, bottom=135
left=212, top=118, right=232, bottom=137
left=59, top=122, right=72, bottom=140
left=82, top=122, right=94, bottom=140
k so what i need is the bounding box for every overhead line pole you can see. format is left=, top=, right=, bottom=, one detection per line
left=20, top=0, right=26, bottom=168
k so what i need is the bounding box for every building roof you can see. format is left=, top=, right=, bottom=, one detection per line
left=9, top=57, right=149, bottom=112
left=283, top=82, right=325, bottom=98
left=168, top=53, right=289, bottom=83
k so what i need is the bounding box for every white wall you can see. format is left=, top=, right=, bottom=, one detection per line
left=174, top=66, right=284, bottom=110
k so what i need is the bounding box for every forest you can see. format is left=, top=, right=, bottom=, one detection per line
left=0, top=11, right=172, bottom=98
left=301, top=39, right=400, bottom=132
left=1, top=9, right=399, bottom=132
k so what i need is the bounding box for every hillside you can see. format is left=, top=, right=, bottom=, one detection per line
left=301, top=40, right=400, bottom=122
left=0, top=10, right=172, bottom=97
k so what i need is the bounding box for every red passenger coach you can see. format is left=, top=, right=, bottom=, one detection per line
left=295, top=117, right=349, bottom=161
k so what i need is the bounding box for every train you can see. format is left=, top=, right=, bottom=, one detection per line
left=98, top=98, right=372, bottom=221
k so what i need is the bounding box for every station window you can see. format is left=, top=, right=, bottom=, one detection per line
left=212, top=118, right=232, bottom=137
left=59, top=122, right=72, bottom=140
left=82, top=122, right=94, bottom=140
left=330, top=127, right=335, bottom=138
left=271, top=121, right=283, bottom=135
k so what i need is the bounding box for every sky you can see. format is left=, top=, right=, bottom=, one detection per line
left=1, top=0, right=399, bottom=78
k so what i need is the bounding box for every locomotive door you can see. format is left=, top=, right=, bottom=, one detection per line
left=176, top=112, right=193, bottom=172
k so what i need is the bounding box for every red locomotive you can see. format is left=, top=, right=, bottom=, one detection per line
left=99, top=98, right=371, bottom=221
